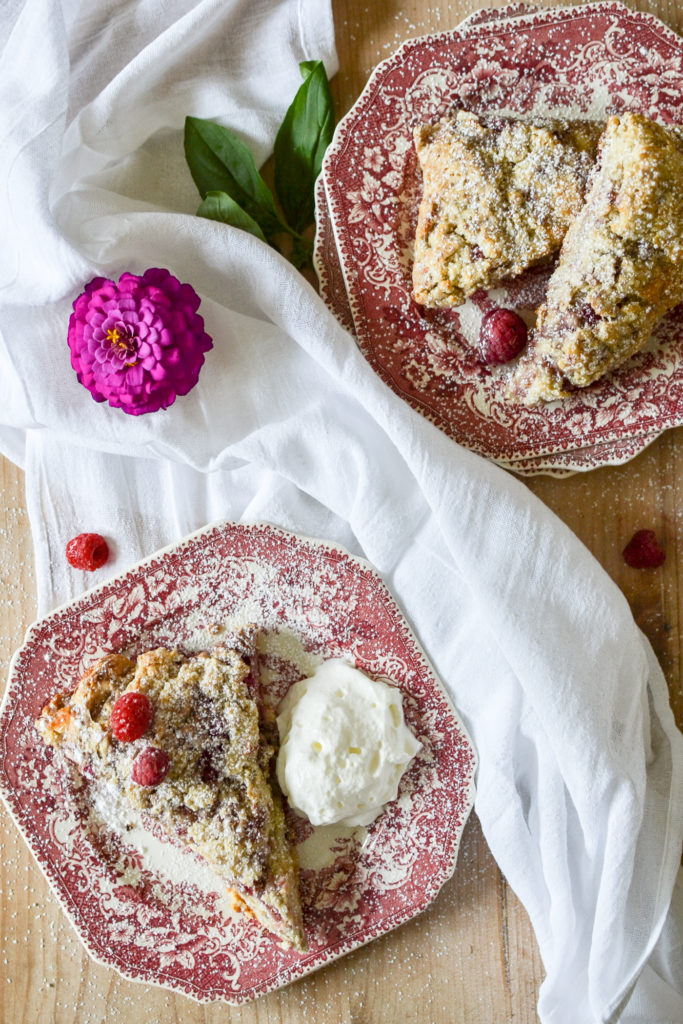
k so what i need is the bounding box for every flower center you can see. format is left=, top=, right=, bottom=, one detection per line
left=105, top=325, right=139, bottom=366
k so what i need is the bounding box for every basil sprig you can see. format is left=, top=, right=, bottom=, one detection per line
left=184, top=60, right=334, bottom=269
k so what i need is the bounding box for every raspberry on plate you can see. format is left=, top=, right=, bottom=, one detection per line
left=110, top=691, right=153, bottom=743
left=622, top=529, right=666, bottom=569
left=131, top=746, right=170, bottom=787
left=479, top=308, right=528, bottom=365
left=66, top=533, right=109, bottom=571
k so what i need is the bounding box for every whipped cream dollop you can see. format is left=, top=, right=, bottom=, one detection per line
left=276, top=659, right=421, bottom=827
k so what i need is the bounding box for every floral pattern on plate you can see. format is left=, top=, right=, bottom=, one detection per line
left=0, top=521, right=476, bottom=1003
left=317, top=1, right=683, bottom=474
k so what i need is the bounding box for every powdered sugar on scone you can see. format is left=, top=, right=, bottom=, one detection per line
left=412, top=111, right=601, bottom=307
left=510, top=112, right=683, bottom=403
left=36, top=631, right=306, bottom=950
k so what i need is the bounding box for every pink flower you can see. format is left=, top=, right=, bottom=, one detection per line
left=67, top=268, right=213, bottom=415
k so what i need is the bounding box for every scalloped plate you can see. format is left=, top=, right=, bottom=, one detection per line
left=0, top=521, right=476, bottom=1003
left=317, top=1, right=683, bottom=474
left=314, top=169, right=666, bottom=478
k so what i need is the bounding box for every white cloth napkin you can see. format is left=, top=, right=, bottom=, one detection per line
left=2, top=2, right=682, bottom=1022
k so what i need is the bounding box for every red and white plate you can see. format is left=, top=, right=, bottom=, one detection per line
left=316, top=1, right=683, bottom=475
left=0, top=521, right=476, bottom=1004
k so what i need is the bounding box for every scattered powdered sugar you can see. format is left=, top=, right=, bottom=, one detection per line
left=125, top=553, right=345, bottom=660
left=257, top=627, right=322, bottom=678
left=294, top=822, right=367, bottom=872
left=1, top=518, right=475, bottom=1003
left=491, top=79, right=613, bottom=124
left=323, top=0, right=683, bottom=471
left=32, top=522, right=450, bottom=949
left=88, top=777, right=237, bottom=915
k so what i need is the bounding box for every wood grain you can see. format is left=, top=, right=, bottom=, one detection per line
left=1, top=2, right=682, bottom=1022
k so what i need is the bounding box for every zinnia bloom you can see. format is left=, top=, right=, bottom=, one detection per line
left=67, top=267, right=213, bottom=415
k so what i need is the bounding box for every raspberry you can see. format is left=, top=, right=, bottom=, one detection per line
left=110, top=691, right=153, bottom=742
left=479, top=308, right=528, bottom=364
left=131, top=746, right=170, bottom=787
left=622, top=530, right=666, bottom=569
left=66, top=533, right=109, bottom=571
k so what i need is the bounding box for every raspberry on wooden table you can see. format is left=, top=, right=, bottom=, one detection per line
left=622, top=529, right=666, bottom=569
left=65, top=532, right=109, bottom=571
left=478, top=308, right=528, bottom=364
left=110, top=691, right=153, bottom=742
left=131, top=746, right=170, bottom=787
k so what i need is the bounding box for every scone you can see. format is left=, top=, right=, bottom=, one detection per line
left=36, top=627, right=306, bottom=951
left=510, top=112, right=683, bottom=403
left=412, top=111, right=601, bottom=307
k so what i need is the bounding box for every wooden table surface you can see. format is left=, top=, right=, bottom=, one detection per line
left=1, top=1, right=682, bottom=1022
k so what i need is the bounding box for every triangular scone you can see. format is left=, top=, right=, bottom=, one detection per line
left=37, top=628, right=305, bottom=951
left=509, top=112, right=683, bottom=404
left=412, top=111, right=601, bottom=307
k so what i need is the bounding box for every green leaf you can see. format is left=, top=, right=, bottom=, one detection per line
left=289, top=236, right=314, bottom=270
left=184, top=116, right=284, bottom=239
left=299, top=61, right=319, bottom=80
left=273, top=60, right=335, bottom=234
left=197, top=191, right=267, bottom=242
